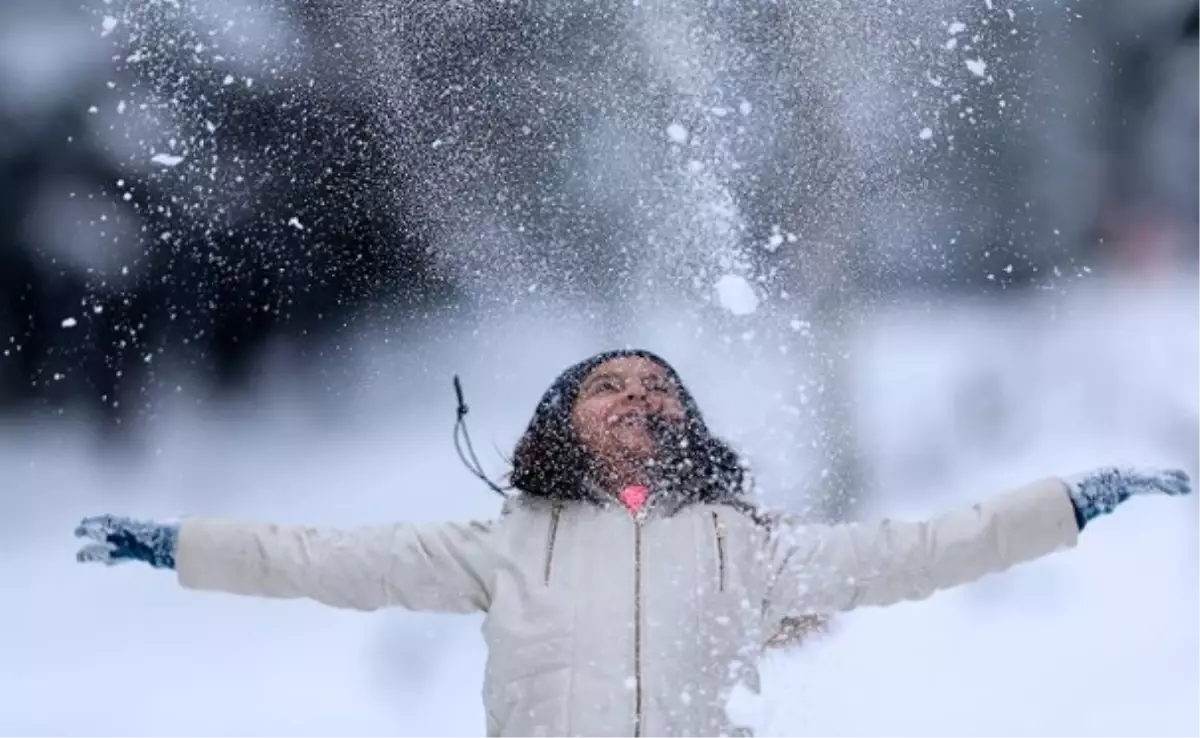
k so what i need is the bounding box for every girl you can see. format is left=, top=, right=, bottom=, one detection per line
left=76, top=349, right=1190, bottom=737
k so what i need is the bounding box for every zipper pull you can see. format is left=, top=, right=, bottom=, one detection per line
left=712, top=511, right=727, bottom=592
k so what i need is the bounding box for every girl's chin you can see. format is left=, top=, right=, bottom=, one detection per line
left=603, top=443, right=656, bottom=467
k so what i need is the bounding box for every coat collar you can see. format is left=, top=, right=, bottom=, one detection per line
left=503, top=477, right=760, bottom=522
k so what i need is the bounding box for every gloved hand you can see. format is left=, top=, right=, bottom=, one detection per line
left=75, top=515, right=180, bottom=570
left=1065, top=467, right=1192, bottom=530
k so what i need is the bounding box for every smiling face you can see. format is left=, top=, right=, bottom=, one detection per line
left=569, top=356, right=688, bottom=479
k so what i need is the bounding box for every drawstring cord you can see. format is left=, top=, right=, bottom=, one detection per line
left=453, top=375, right=510, bottom=498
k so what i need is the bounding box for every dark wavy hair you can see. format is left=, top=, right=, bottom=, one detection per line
left=509, top=349, right=758, bottom=515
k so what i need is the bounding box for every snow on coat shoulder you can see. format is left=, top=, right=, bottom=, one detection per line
left=174, top=476, right=1078, bottom=737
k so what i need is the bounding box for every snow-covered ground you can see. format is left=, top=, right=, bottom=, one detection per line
left=1, top=278, right=1195, bottom=736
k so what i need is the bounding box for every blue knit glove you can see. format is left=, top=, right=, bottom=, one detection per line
left=1065, top=467, right=1192, bottom=530
left=75, top=515, right=180, bottom=569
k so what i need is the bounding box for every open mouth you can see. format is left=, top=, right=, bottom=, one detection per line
left=610, top=410, right=650, bottom=428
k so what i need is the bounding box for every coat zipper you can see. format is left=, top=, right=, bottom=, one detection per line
left=711, top=511, right=727, bottom=593
left=543, top=504, right=561, bottom=586
left=633, top=517, right=644, bottom=737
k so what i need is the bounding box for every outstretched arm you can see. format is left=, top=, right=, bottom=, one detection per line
left=76, top=514, right=497, bottom=614
left=762, top=467, right=1190, bottom=625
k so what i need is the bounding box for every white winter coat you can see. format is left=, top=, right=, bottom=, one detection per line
left=175, top=477, right=1079, bottom=737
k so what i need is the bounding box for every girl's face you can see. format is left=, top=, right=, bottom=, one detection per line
left=570, top=356, right=687, bottom=470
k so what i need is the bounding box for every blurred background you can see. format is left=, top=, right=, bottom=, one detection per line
left=1, top=0, right=1196, bottom=735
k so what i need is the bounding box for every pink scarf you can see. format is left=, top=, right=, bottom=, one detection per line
left=619, top=484, right=649, bottom=514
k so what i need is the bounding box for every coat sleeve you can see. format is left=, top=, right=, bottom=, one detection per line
left=174, top=517, right=496, bottom=613
left=762, top=477, right=1079, bottom=625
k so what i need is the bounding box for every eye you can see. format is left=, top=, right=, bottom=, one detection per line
left=644, top=378, right=673, bottom=394
left=590, top=377, right=621, bottom=394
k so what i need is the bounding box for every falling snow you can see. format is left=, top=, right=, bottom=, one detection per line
left=714, top=274, right=759, bottom=316
left=150, top=153, right=185, bottom=167
left=1, top=1, right=1193, bottom=731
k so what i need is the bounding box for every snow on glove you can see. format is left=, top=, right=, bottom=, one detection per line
left=75, top=514, right=179, bottom=569
left=1065, top=466, right=1192, bottom=531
